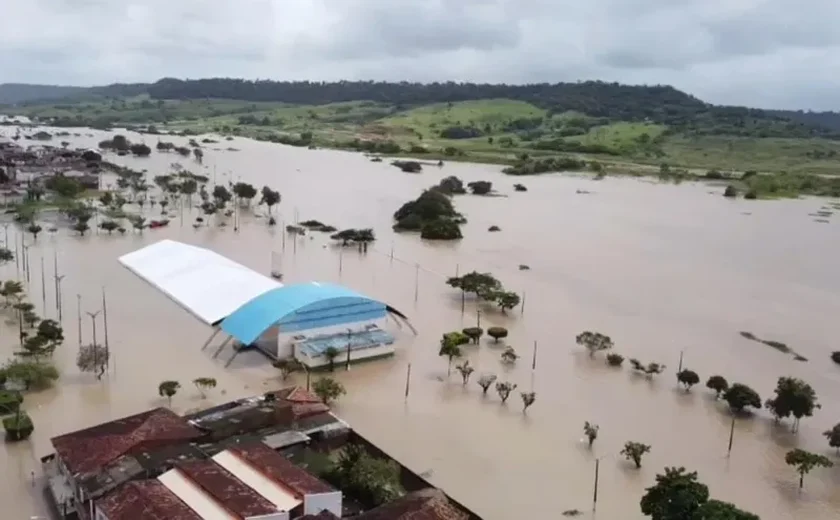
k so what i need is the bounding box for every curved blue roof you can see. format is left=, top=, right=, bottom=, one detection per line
left=220, top=282, right=389, bottom=345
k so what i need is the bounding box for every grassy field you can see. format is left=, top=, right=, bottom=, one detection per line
left=5, top=97, right=840, bottom=193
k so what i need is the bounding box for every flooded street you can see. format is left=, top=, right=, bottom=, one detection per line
left=1, top=127, right=839, bottom=520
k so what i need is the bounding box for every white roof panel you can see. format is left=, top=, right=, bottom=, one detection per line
left=158, top=468, right=235, bottom=520
left=212, top=451, right=302, bottom=512
left=119, top=239, right=280, bottom=325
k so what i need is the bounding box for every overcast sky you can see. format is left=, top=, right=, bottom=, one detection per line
left=1, top=0, right=838, bottom=110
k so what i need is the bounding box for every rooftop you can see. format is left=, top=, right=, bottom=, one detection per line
left=52, top=407, right=204, bottom=476
left=300, top=512, right=341, bottom=520
left=95, top=480, right=201, bottom=520
left=356, top=489, right=470, bottom=520
left=229, top=442, right=334, bottom=496
left=174, top=459, right=278, bottom=518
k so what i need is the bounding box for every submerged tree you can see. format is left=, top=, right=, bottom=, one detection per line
left=520, top=391, right=536, bottom=413
left=640, top=467, right=709, bottom=520
left=455, top=360, right=475, bottom=385
left=260, top=186, right=281, bottom=215
left=446, top=271, right=501, bottom=298
left=706, top=375, right=729, bottom=398
left=439, top=332, right=468, bottom=376
left=158, top=380, right=180, bottom=406
left=487, top=326, right=508, bottom=343
left=324, top=346, right=340, bottom=372
left=784, top=449, right=833, bottom=489
left=193, top=377, right=217, bottom=398
left=273, top=357, right=302, bottom=381
left=76, top=344, right=109, bottom=379
left=621, top=441, right=651, bottom=468
left=723, top=383, right=761, bottom=413
left=477, top=374, right=497, bottom=394
left=764, top=376, right=820, bottom=433
left=606, top=353, right=625, bottom=367
left=677, top=369, right=700, bottom=391
left=495, top=291, right=520, bottom=313
left=313, top=377, right=346, bottom=404
left=501, top=346, right=519, bottom=364
left=495, top=381, right=517, bottom=403
left=584, top=421, right=599, bottom=447
left=462, top=327, right=483, bottom=344
left=576, top=331, right=614, bottom=357
left=823, top=423, right=840, bottom=454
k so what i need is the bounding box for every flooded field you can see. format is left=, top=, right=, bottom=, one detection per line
left=1, top=127, right=839, bottom=519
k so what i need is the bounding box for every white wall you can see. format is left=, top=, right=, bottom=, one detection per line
left=246, top=512, right=290, bottom=520
left=94, top=506, right=110, bottom=520
left=304, top=491, right=342, bottom=517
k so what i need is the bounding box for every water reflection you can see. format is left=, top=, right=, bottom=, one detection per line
left=0, top=126, right=838, bottom=519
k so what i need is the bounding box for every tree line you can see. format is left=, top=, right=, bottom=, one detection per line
left=10, top=77, right=837, bottom=140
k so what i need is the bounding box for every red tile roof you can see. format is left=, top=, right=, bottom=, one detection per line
left=229, top=442, right=334, bottom=496
left=52, top=407, right=204, bottom=476
left=175, top=460, right=278, bottom=518
left=95, top=480, right=201, bottom=520
left=274, top=386, right=330, bottom=418
left=357, top=489, right=469, bottom=520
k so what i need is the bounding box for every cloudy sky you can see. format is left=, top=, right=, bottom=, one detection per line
left=1, top=0, right=838, bottom=110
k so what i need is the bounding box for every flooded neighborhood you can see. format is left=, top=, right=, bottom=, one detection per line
left=0, top=124, right=838, bottom=519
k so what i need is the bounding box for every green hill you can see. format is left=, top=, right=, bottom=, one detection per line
left=4, top=78, right=840, bottom=192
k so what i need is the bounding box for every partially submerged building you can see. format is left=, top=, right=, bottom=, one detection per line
left=42, top=388, right=478, bottom=520
left=45, top=388, right=347, bottom=520
left=118, top=240, right=413, bottom=369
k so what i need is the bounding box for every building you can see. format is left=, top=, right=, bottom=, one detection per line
left=118, top=240, right=414, bottom=369
left=45, top=388, right=347, bottom=520
left=42, top=388, right=481, bottom=520
left=94, top=443, right=341, bottom=520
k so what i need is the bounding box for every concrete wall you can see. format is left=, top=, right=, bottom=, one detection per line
left=303, top=491, right=342, bottom=517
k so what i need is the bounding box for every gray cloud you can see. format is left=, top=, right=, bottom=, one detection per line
left=1, top=0, right=838, bottom=110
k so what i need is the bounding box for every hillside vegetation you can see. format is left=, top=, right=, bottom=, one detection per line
left=3, top=79, right=840, bottom=195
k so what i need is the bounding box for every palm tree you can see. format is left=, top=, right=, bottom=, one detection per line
left=158, top=380, right=180, bottom=406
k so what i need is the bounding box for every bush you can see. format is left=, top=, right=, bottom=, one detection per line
left=832, top=351, right=840, bottom=365
left=0, top=390, right=23, bottom=414
left=2, top=360, right=59, bottom=390
left=606, top=353, right=625, bottom=367
left=487, top=327, right=508, bottom=343
left=744, top=190, right=758, bottom=200
left=3, top=412, right=34, bottom=441
left=723, top=186, right=738, bottom=198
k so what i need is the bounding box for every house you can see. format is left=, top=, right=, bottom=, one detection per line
left=91, top=442, right=341, bottom=520
left=354, top=488, right=469, bottom=520
left=47, top=407, right=205, bottom=518
left=42, top=388, right=478, bottom=520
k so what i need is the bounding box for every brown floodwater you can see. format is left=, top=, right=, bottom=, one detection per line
left=1, top=126, right=839, bottom=520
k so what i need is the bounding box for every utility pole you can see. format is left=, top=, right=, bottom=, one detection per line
left=727, top=416, right=736, bottom=456
left=592, top=457, right=601, bottom=512
left=87, top=310, right=101, bottom=347
left=102, top=287, right=110, bottom=371
left=40, top=256, right=46, bottom=315
left=76, top=295, right=82, bottom=348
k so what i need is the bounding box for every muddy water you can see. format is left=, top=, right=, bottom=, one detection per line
left=1, top=127, right=839, bottom=520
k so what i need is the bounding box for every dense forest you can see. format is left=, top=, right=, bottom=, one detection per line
left=3, top=78, right=840, bottom=138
